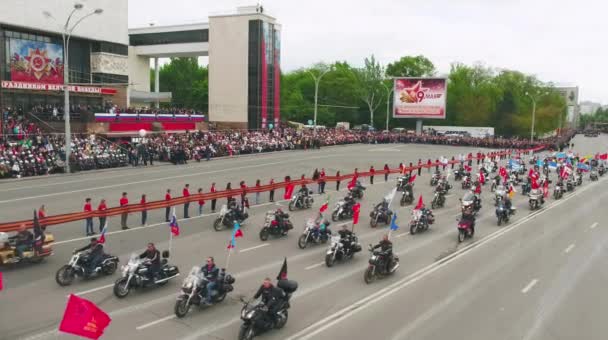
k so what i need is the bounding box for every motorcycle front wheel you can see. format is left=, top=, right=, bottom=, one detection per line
left=297, top=235, right=308, bottom=249
left=55, top=265, right=75, bottom=286
left=288, top=201, right=295, bottom=211
left=370, top=218, right=378, bottom=228
left=331, top=211, right=339, bottom=222
left=213, top=218, right=224, bottom=231
left=458, top=230, right=465, bottom=243
left=497, top=216, right=502, bottom=226
left=113, top=277, right=131, bottom=298
left=325, top=254, right=335, bottom=267
left=364, top=266, right=376, bottom=284
left=238, top=324, right=255, bottom=340
left=259, top=228, right=270, bottom=241
left=410, top=223, right=417, bottom=235
left=174, top=298, right=190, bottom=318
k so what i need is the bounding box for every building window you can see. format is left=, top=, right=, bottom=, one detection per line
left=129, top=29, right=209, bottom=46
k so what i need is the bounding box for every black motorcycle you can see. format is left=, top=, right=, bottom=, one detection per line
left=495, top=201, right=514, bottom=226
left=238, top=280, right=298, bottom=340
left=553, top=183, right=564, bottom=199
left=113, top=251, right=179, bottom=298
left=599, top=166, right=606, bottom=176
left=369, top=206, right=392, bottom=228
left=349, top=181, right=366, bottom=199
left=409, top=210, right=430, bottom=234
left=331, top=200, right=353, bottom=221
left=363, top=244, right=399, bottom=284
left=214, top=204, right=249, bottom=231
left=430, top=172, right=440, bottom=186
left=55, top=251, right=119, bottom=286
left=521, top=181, right=531, bottom=195
left=174, top=267, right=235, bottom=318
left=259, top=211, right=293, bottom=241
left=325, top=234, right=361, bottom=267
left=454, top=168, right=464, bottom=181
left=288, top=191, right=314, bottom=211
left=566, top=179, right=575, bottom=192
left=431, top=191, right=446, bottom=209
left=400, top=185, right=414, bottom=206
left=396, top=174, right=411, bottom=191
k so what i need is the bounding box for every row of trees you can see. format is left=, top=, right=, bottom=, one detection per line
left=152, top=56, right=567, bottom=137
left=579, top=107, right=608, bottom=128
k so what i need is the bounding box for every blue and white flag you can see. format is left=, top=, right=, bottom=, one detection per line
left=509, top=159, right=521, bottom=171
left=390, top=213, right=399, bottom=231
left=548, top=161, right=558, bottom=169
left=536, top=159, right=544, bottom=167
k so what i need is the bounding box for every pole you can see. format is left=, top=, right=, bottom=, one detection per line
left=154, top=57, right=160, bottom=109
left=168, top=207, right=175, bottom=253
left=313, top=78, right=319, bottom=136
left=530, top=97, right=536, bottom=144
left=63, top=32, right=71, bottom=174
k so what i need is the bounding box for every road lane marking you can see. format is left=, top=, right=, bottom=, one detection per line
left=564, top=244, right=575, bottom=254
left=521, top=279, right=539, bottom=294
left=136, top=315, right=176, bottom=330
left=72, top=283, right=115, bottom=297
left=590, top=222, right=598, bottom=229
left=395, top=232, right=410, bottom=238
left=239, top=243, right=269, bottom=253
left=305, top=262, right=325, bottom=270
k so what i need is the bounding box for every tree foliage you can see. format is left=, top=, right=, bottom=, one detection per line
left=386, top=55, right=435, bottom=78
left=150, top=57, right=208, bottom=110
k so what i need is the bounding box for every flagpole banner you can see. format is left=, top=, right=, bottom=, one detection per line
left=59, top=294, right=111, bottom=340
left=393, top=78, right=447, bottom=119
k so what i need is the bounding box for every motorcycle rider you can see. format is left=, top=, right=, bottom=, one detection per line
left=374, top=198, right=390, bottom=217
left=338, top=224, right=354, bottom=252
left=253, top=277, right=286, bottom=323
left=273, top=208, right=291, bottom=235
left=343, top=191, right=356, bottom=212
left=297, top=184, right=310, bottom=203
left=74, top=237, right=104, bottom=274
left=9, top=225, right=33, bottom=258
left=314, top=213, right=332, bottom=238
left=139, top=242, right=161, bottom=281
left=201, top=256, right=220, bottom=305
left=372, top=234, right=394, bottom=272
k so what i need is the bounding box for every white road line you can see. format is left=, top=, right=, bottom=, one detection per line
left=305, top=262, right=325, bottom=270
left=136, top=315, right=176, bottom=330
left=590, top=222, right=599, bottom=229
left=521, top=279, right=539, bottom=294
left=239, top=243, right=269, bottom=253
left=395, top=232, right=410, bottom=238
left=72, top=283, right=114, bottom=296
left=564, top=244, right=575, bottom=254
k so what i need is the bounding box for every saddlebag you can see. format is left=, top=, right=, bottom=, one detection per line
left=277, top=279, right=298, bottom=293
left=164, top=265, right=179, bottom=277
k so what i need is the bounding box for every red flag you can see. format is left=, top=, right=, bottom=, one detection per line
left=600, top=153, right=608, bottom=160
left=352, top=203, right=361, bottom=225
left=408, top=174, right=417, bottom=184
left=97, top=224, right=107, bottom=244
left=347, top=175, right=357, bottom=190
left=283, top=183, right=295, bottom=200
left=479, top=171, right=485, bottom=185
left=414, top=195, right=424, bottom=210
left=319, top=201, right=329, bottom=213
left=59, top=294, right=111, bottom=340
left=531, top=178, right=540, bottom=190
left=0, top=272, right=3, bottom=291
left=464, top=165, right=472, bottom=172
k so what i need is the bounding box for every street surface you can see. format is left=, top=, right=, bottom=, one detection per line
left=0, top=135, right=606, bottom=340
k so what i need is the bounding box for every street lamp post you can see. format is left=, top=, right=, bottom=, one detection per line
left=382, top=82, right=393, bottom=132
left=525, top=91, right=548, bottom=144
left=44, top=4, right=102, bottom=173
left=307, top=67, right=331, bottom=136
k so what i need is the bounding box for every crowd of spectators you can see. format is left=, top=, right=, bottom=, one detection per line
left=106, top=105, right=204, bottom=116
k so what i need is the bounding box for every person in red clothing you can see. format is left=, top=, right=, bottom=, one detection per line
left=84, top=198, right=94, bottom=236
left=269, top=179, right=275, bottom=202
left=98, top=199, right=107, bottom=233
left=183, top=184, right=191, bottom=218
left=210, top=183, right=217, bottom=212
left=140, top=194, right=148, bottom=226
left=197, top=188, right=205, bottom=216
left=38, top=205, right=47, bottom=230
left=165, top=189, right=172, bottom=222
left=319, top=168, right=326, bottom=193
left=369, top=165, right=375, bottom=185
left=427, top=159, right=432, bottom=173
left=384, top=164, right=390, bottom=182
left=239, top=181, right=248, bottom=206
left=120, top=192, right=129, bottom=230
left=476, top=152, right=481, bottom=165
left=417, top=159, right=422, bottom=176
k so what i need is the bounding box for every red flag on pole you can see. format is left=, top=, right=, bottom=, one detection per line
left=0, top=272, right=3, bottom=291
left=352, top=203, right=361, bottom=225
left=319, top=196, right=330, bottom=213
left=58, top=294, right=111, bottom=340
left=414, top=195, right=424, bottom=210
left=283, top=183, right=295, bottom=200
left=347, top=175, right=357, bottom=190
left=408, top=174, right=417, bottom=184
left=600, top=153, right=607, bottom=160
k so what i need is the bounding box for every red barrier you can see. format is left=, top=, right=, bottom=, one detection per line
left=0, top=147, right=545, bottom=232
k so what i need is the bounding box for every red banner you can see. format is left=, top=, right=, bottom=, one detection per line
left=59, top=294, right=111, bottom=340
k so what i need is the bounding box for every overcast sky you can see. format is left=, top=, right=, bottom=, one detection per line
left=129, top=0, right=606, bottom=104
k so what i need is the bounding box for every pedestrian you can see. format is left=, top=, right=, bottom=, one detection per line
left=140, top=194, right=147, bottom=226
left=477, top=152, right=481, bottom=165
left=183, top=184, right=190, bottom=218
left=300, top=174, right=306, bottom=188
left=399, top=163, right=404, bottom=174
left=369, top=165, right=375, bottom=185
left=383, top=164, right=389, bottom=182
left=97, top=199, right=107, bottom=232
left=84, top=198, right=94, bottom=236
left=451, top=156, right=455, bottom=169
left=409, top=162, right=413, bottom=175
left=417, top=159, right=422, bottom=176
left=336, top=170, right=341, bottom=191
left=210, top=182, right=217, bottom=212
left=312, top=169, right=320, bottom=193
left=226, top=182, right=233, bottom=207
left=38, top=205, right=47, bottom=230
left=435, top=159, right=440, bottom=172
left=255, top=179, right=261, bottom=205
left=269, top=178, right=275, bottom=202
left=319, top=168, right=326, bottom=193
left=120, top=192, right=129, bottom=230
left=239, top=181, right=247, bottom=206
left=427, top=159, right=432, bottom=173
left=197, top=188, right=205, bottom=216
left=441, top=157, right=447, bottom=171
left=165, top=189, right=172, bottom=222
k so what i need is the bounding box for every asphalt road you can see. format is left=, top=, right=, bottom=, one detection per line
left=0, top=134, right=605, bottom=340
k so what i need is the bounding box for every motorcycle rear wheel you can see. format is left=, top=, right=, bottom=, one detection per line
left=275, top=310, right=289, bottom=329
left=103, top=261, right=118, bottom=275
left=55, top=265, right=75, bottom=286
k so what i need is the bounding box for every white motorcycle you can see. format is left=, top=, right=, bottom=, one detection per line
left=325, top=235, right=361, bottom=267
left=113, top=251, right=179, bottom=298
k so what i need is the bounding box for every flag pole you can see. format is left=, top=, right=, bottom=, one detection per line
left=225, top=245, right=233, bottom=273
left=168, top=207, right=175, bottom=254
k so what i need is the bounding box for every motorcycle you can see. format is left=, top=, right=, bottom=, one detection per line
left=113, top=251, right=180, bottom=298
left=490, top=178, right=499, bottom=192
left=553, top=183, right=564, bottom=199
left=214, top=204, right=249, bottom=231
left=430, top=172, right=440, bottom=186
left=521, top=181, right=531, bottom=195
left=566, top=179, right=575, bottom=192
left=454, top=168, right=463, bottom=181
left=331, top=200, right=353, bottom=222
left=349, top=181, right=366, bottom=199
left=297, top=219, right=331, bottom=249
left=494, top=185, right=506, bottom=206
left=325, top=235, right=361, bottom=267
left=238, top=279, right=297, bottom=340
left=599, top=166, right=606, bottom=176
left=55, top=251, right=119, bottom=286
left=363, top=244, right=399, bottom=284
left=528, top=189, right=543, bottom=210
left=495, top=201, right=515, bottom=226
left=288, top=191, right=314, bottom=211
left=0, top=231, right=54, bottom=266
left=369, top=206, right=392, bottom=228
left=399, top=184, right=414, bottom=206
left=590, top=170, right=598, bottom=181
left=461, top=192, right=481, bottom=215
left=259, top=211, right=293, bottom=241
left=409, top=209, right=430, bottom=234
left=396, top=174, right=411, bottom=191
left=575, top=173, right=583, bottom=186
left=461, top=175, right=472, bottom=189
left=174, top=266, right=235, bottom=318
left=431, top=191, right=446, bottom=209
left=457, top=215, right=475, bottom=243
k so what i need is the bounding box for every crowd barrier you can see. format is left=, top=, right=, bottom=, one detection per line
left=0, top=146, right=546, bottom=232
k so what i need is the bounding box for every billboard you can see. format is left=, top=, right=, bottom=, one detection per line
left=393, top=78, right=447, bottom=119
left=9, top=38, right=64, bottom=84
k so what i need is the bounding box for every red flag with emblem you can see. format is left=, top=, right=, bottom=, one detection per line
left=58, top=294, right=111, bottom=340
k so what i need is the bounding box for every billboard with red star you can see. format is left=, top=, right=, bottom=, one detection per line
left=9, top=38, right=64, bottom=84
left=393, top=78, right=446, bottom=119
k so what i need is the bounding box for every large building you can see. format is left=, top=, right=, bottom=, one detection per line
left=0, top=1, right=280, bottom=132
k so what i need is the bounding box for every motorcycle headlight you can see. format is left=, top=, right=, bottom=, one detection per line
left=241, top=309, right=247, bottom=319
left=121, top=265, right=129, bottom=275
left=184, top=282, right=193, bottom=289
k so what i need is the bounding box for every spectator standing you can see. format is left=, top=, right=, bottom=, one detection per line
left=269, top=178, right=275, bottom=202
left=451, top=156, right=455, bottom=169
left=165, top=189, right=172, bottom=222
left=409, top=162, right=413, bottom=175
left=140, top=194, right=147, bottom=226
left=383, top=164, right=389, bottom=182
left=197, top=188, right=205, bottom=216
left=319, top=168, right=326, bottom=193
left=210, top=182, right=217, bottom=212
left=427, top=159, right=432, bottom=173
left=417, top=159, right=422, bottom=176
left=435, top=159, right=440, bottom=172
left=226, top=182, right=233, bottom=206
left=120, top=192, right=129, bottom=229
left=84, top=198, right=93, bottom=236
left=369, top=165, right=375, bottom=185
left=336, top=170, right=341, bottom=191
left=38, top=205, right=47, bottom=230
left=183, top=184, right=191, bottom=218
left=312, top=169, right=320, bottom=194
left=239, top=181, right=247, bottom=206
left=255, top=179, right=261, bottom=205
left=98, top=199, right=107, bottom=232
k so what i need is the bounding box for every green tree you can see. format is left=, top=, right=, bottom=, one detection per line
left=150, top=57, right=208, bottom=111
left=354, top=55, right=386, bottom=127
left=386, top=55, right=436, bottom=78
